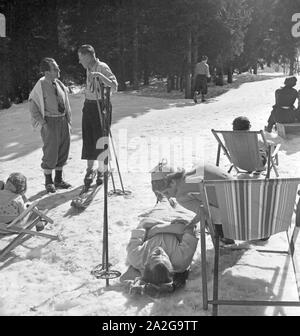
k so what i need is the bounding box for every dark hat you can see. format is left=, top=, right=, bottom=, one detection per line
left=284, top=76, right=297, bottom=87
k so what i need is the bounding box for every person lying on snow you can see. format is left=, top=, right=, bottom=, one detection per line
left=0, top=173, right=44, bottom=232
left=124, top=194, right=198, bottom=297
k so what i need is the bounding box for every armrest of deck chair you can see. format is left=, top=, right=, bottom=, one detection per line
left=29, top=206, right=54, bottom=224
left=271, top=143, right=281, bottom=157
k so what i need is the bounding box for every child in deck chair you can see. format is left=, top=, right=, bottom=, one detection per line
left=124, top=195, right=198, bottom=297
left=232, top=116, right=267, bottom=170
left=0, top=173, right=44, bottom=231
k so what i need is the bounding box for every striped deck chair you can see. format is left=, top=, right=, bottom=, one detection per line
left=0, top=200, right=58, bottom=260
left=211, top=129, right=281, bottom=177
left=199, top=178, right=300, bottom=316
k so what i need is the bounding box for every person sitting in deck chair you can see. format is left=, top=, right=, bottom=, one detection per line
left=150, top=160, right=236, bottom=246
left=124, top=189, right=198, bottom=297
left=232, top=116, right=267, bottom=170
left=265, top=76, right=300, bottom=132
left=0, top=173, right=44, bottom=231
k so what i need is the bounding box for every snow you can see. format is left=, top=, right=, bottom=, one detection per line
left=1, top=71, right=300, bottom=316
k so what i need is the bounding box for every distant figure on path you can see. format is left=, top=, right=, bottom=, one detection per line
left=265, top=76, right=300, bottom=132
left=29, top=58, right=72, bottom=193
left=77, top=44, right=118, bottom=187
left=193, top=55, right=211, bottom=103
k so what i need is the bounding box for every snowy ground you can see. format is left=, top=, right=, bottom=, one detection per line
left=1, top=72, right=300, bottom=316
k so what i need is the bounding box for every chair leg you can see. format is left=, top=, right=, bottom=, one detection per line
left=216, top=144, right=221, bottom=167
left=0, top=210, right=50, bottom=260
left=212, top=234, right=220, bottom=316
left=200, top=209, right=208, bottom=310
left=227, top=165, right=234, bottom=174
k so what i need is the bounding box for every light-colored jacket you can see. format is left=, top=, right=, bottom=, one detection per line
left=28, top=77, right=71, bottom=128
left=126, top=228, right=198, bottom=273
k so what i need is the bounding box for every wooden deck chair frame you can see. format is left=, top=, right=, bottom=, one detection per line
left=211, top=129, right=281, bottom=177
left=199, top=178, right=300, bottom=316
left=0, top=200, right=58, bottom=260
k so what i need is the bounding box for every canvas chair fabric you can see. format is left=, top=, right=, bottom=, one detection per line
left=199, top=177, right=300, bottom=315
left=211, top=178, right=299, bottom=241
left=212, top=129, right=280, bottom=177
left=0, top=200, right=57, bottom=260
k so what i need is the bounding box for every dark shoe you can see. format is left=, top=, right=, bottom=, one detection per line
left=96, top=171, right=103, bottom=186
left=35, top=221, right=45, bottom=232
left=46, top=183, right=56, bottom=193
left=260, top=236, right=270, bottom=241
left=54, top=180, right=72, bottom=189
left=220, top=237, right=235, bottom=245
left=84, top=169, right=95, bottom=187
left=201, top=98, right=206, bottom=102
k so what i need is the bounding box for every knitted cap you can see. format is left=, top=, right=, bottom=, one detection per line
left=7, top=172, right=27, bottom=194
left=150, top=159, right=174, bottom=181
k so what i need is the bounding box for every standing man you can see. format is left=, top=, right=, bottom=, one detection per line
left=193, top=55, right=211, bottom=103
left=29, top=58, right=72, bottom=193
left=78, top=44, right=118, bottom=187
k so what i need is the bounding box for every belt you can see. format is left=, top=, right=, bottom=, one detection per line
left=278, top=106, right=292, bottom=109
left=45, top=114, right=66, bottom=118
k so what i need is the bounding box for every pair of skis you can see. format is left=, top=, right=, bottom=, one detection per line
left=70, top=171, right=102, bottom=210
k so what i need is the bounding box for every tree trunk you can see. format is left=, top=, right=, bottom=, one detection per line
left=289, top=56, right=295, bottom=75
left=253, top=62, right=258, bottom=75
left=143, top=54, right=149, bottom=86
left=184, top=28, right=192, bottom=99
left=117, top=16, right=126, bottom=91
left=132, top=22, right=139, bottom=90
left=227, top=64, right=233, bottom=84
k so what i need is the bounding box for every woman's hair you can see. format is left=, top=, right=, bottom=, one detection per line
left=284, top=76, right=297, bottom=88
left=6, top=172, right=27, bottom=194
left=232, top=116, right=251, bottom=131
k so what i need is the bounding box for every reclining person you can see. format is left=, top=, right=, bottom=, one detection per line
left=124, top=195, right=198, bottom=296
left=265, top=76, right=300, bottom=132
left=0, top=173, right=44, bottom=231
left=151, top=160, right=236, bottom=245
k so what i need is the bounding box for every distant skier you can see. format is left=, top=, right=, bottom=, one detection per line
left=193, top=55, right=211, bottom=103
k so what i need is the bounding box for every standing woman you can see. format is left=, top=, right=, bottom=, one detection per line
left=193, top=55, right=211, bottom=103
left=77, top=44, right=118, bottom=187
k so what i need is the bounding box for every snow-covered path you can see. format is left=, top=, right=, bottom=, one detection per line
left=1, top=73, right=300, bottom=316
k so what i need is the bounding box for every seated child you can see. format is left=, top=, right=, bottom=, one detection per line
left=0, top=173, right=44, bottom=231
